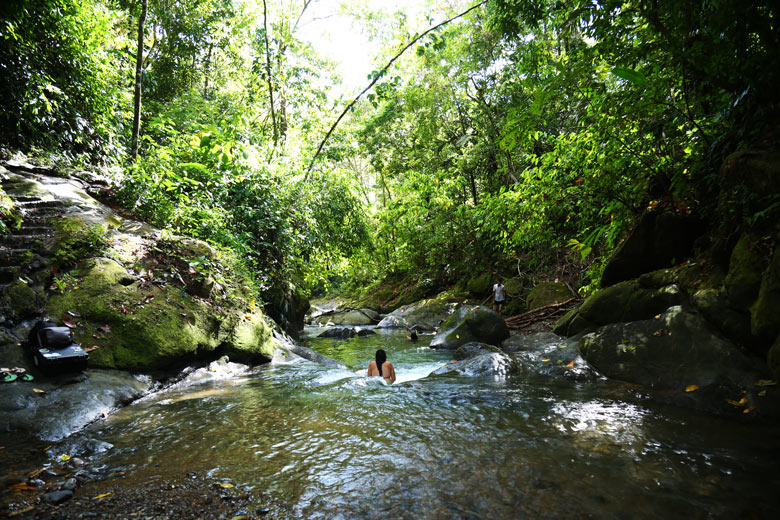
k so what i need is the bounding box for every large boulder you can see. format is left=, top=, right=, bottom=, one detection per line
left=724, top=234, right=766, bottom=311
left=432, top=352, right=518, bottom=378
left=45, top=253, right=277, bottom=372
left=526, top=282, right=574, bottom=311
left=466, top=273, right=494, bottom=298
left=430, top=305, right=509, bottom=349
left=314, top=308, right=378, bottom=326
left=376, top=301, right=460, bottom=331
left=553, top=278, right=681, bottom=337
left=600, top=209, right=705, bottom=288
left=576, top=306, right=774, bottom=416
left=750, top=248, right=780, bottom=344
left=0, top=369, right=152, bottom=440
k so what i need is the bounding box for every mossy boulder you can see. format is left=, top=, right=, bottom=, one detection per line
left=768, top=334, right=780, bottom=380
left=691, top=288, right=752, bottom=344
left=553, top=279, right=682, bottom=337
left=750, top=249, right=780, bottom=344
left=724, top=234, right=766, bottom=311
left=377, top=301, right=460, bottom=331
left=430, top=305, right=509, bottom=349
left=576, top=306, right=772, bottom=416
left=466, top=273, right=494, bottom=298
left=1, top=280, right=44, bottom=320
left=45, top=254, right=276, bottom=372
left=526, top=282, right=574, bottom=311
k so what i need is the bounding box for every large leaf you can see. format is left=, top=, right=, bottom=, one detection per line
left=611, top=67, right=649, bottom=87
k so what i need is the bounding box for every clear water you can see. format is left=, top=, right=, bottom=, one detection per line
left=59, top=328, right=780, bottom=518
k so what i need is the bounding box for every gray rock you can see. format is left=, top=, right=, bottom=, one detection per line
left=430, top=305, right=509, bottom=350
left=377, top=301, right=460, bottom=331
left=43, top=490, right=73, bottom=504
left=432, top=352, right=518, bottom=379
left=501, top=332, right=563, bottom=352
left=283, top=344, right=350, bottom=371
left=454, top=342, right=503, bottom=360
left=0, top=370, right=152, bottom=441
left=318, top=327, right=375, bottom=339
left=62, top=478, right=78, bottom=491
left=315, top=309, right=378, bottom=326
left=574, top=306, right=776, bottom=416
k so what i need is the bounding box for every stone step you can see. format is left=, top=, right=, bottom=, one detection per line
left=20, top=207, right=64, bottom=217
left=16, top=199, right=67, bottom=209
left=0, top=248, right=35, bottom=264
left=11, top=225, right=52, bottom=236
left=11, top=195, right=41, bottom=203
left=2, top=234, right=48, bottom=248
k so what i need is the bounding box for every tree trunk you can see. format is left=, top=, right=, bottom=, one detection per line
left=130, top=0, right=147, bottom=162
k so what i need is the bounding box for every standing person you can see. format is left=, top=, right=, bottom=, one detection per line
left=493, top=278, right=506, bottom=314
left=367, top=349, right=396, bottom=384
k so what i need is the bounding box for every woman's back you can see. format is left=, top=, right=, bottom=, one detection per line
left=367, top=360, right=396, bottom=384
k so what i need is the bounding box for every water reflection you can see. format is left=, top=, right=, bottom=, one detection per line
left=60, top=328, right=780, bottom=519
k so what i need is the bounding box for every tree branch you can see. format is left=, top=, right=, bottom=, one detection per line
left=305, top=0, right=488, bottom=176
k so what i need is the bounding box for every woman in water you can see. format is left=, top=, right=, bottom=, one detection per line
left=367, top=349, right=396, bottom=384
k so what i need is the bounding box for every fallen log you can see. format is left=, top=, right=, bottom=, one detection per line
left=505, top=298, right=579, bottom=330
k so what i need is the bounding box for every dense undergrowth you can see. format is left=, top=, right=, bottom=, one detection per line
left=2, top=0, right=779, bottom=307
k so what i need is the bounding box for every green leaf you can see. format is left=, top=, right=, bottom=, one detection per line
left=611, top=67, right=649, bottom=87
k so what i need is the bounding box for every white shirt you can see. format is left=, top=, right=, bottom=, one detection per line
left=493, top=283, right=506, bottom=301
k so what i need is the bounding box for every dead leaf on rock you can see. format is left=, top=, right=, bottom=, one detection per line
left=61, top=315, right=77, bottom=328
left=85, top=345, right=100, bottom=353
left=67, top=310, right=81, bottom=317
left=97, top=325, right=111, bottom=333
left=685, top=385, right=699, bottom=392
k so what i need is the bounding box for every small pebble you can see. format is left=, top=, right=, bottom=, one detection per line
left=28, top=479, right=47, bottom=488
left=62, top=478, right=78, bottom=491
left=43, top=490, right=73, bottom=504
left=70, top=457, right=86, bottom=467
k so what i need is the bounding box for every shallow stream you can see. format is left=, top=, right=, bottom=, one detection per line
left=35, top=328, right=780, bottom=518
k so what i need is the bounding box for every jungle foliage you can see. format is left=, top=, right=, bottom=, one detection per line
left=1, top=0, right=778, bottom=300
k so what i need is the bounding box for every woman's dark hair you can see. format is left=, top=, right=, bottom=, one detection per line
left=376, top=349, right=387, bottom=377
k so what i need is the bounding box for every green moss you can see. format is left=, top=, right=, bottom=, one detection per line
left=750, top=250, right=780, bottom=344
left=466, top=273, right=494, bottom=297
left=768, top=334, right=780, bottom=381
left=724, top=234, right=766, bottom=310
left=526, top=282, right=573, bottom=310
left=227, top=309, right=275, bottom=363
left=47, top=258, right=220, bottom=371
left=1, top=280, right=43, bottom=319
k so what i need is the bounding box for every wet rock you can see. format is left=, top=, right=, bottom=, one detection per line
left=430, top=305, right=509, bottom=350
left=283, top=344, right=350, bottom=370
left=574, top=306, right=774, bottom=416
left=62, top=478, right=78, bottom=491
left=28, top=479, right=46, bottom=488
left=43, top=490, right=73, bottom=504
left=454, top=342, right=503, bottom=360
left=318, top=327, right=375, bottom=339
left=314, top=308, right=378, bottom=326
left=433, top=352, right=519, bottom=378
left=502, top=332, right=563, bottom=352
left=377, top=301, right=460, bottom=331
left=0, top=370, right=152, bottom=441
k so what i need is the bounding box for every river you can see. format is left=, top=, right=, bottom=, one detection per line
left=21, top=327, right=780, bottom=518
